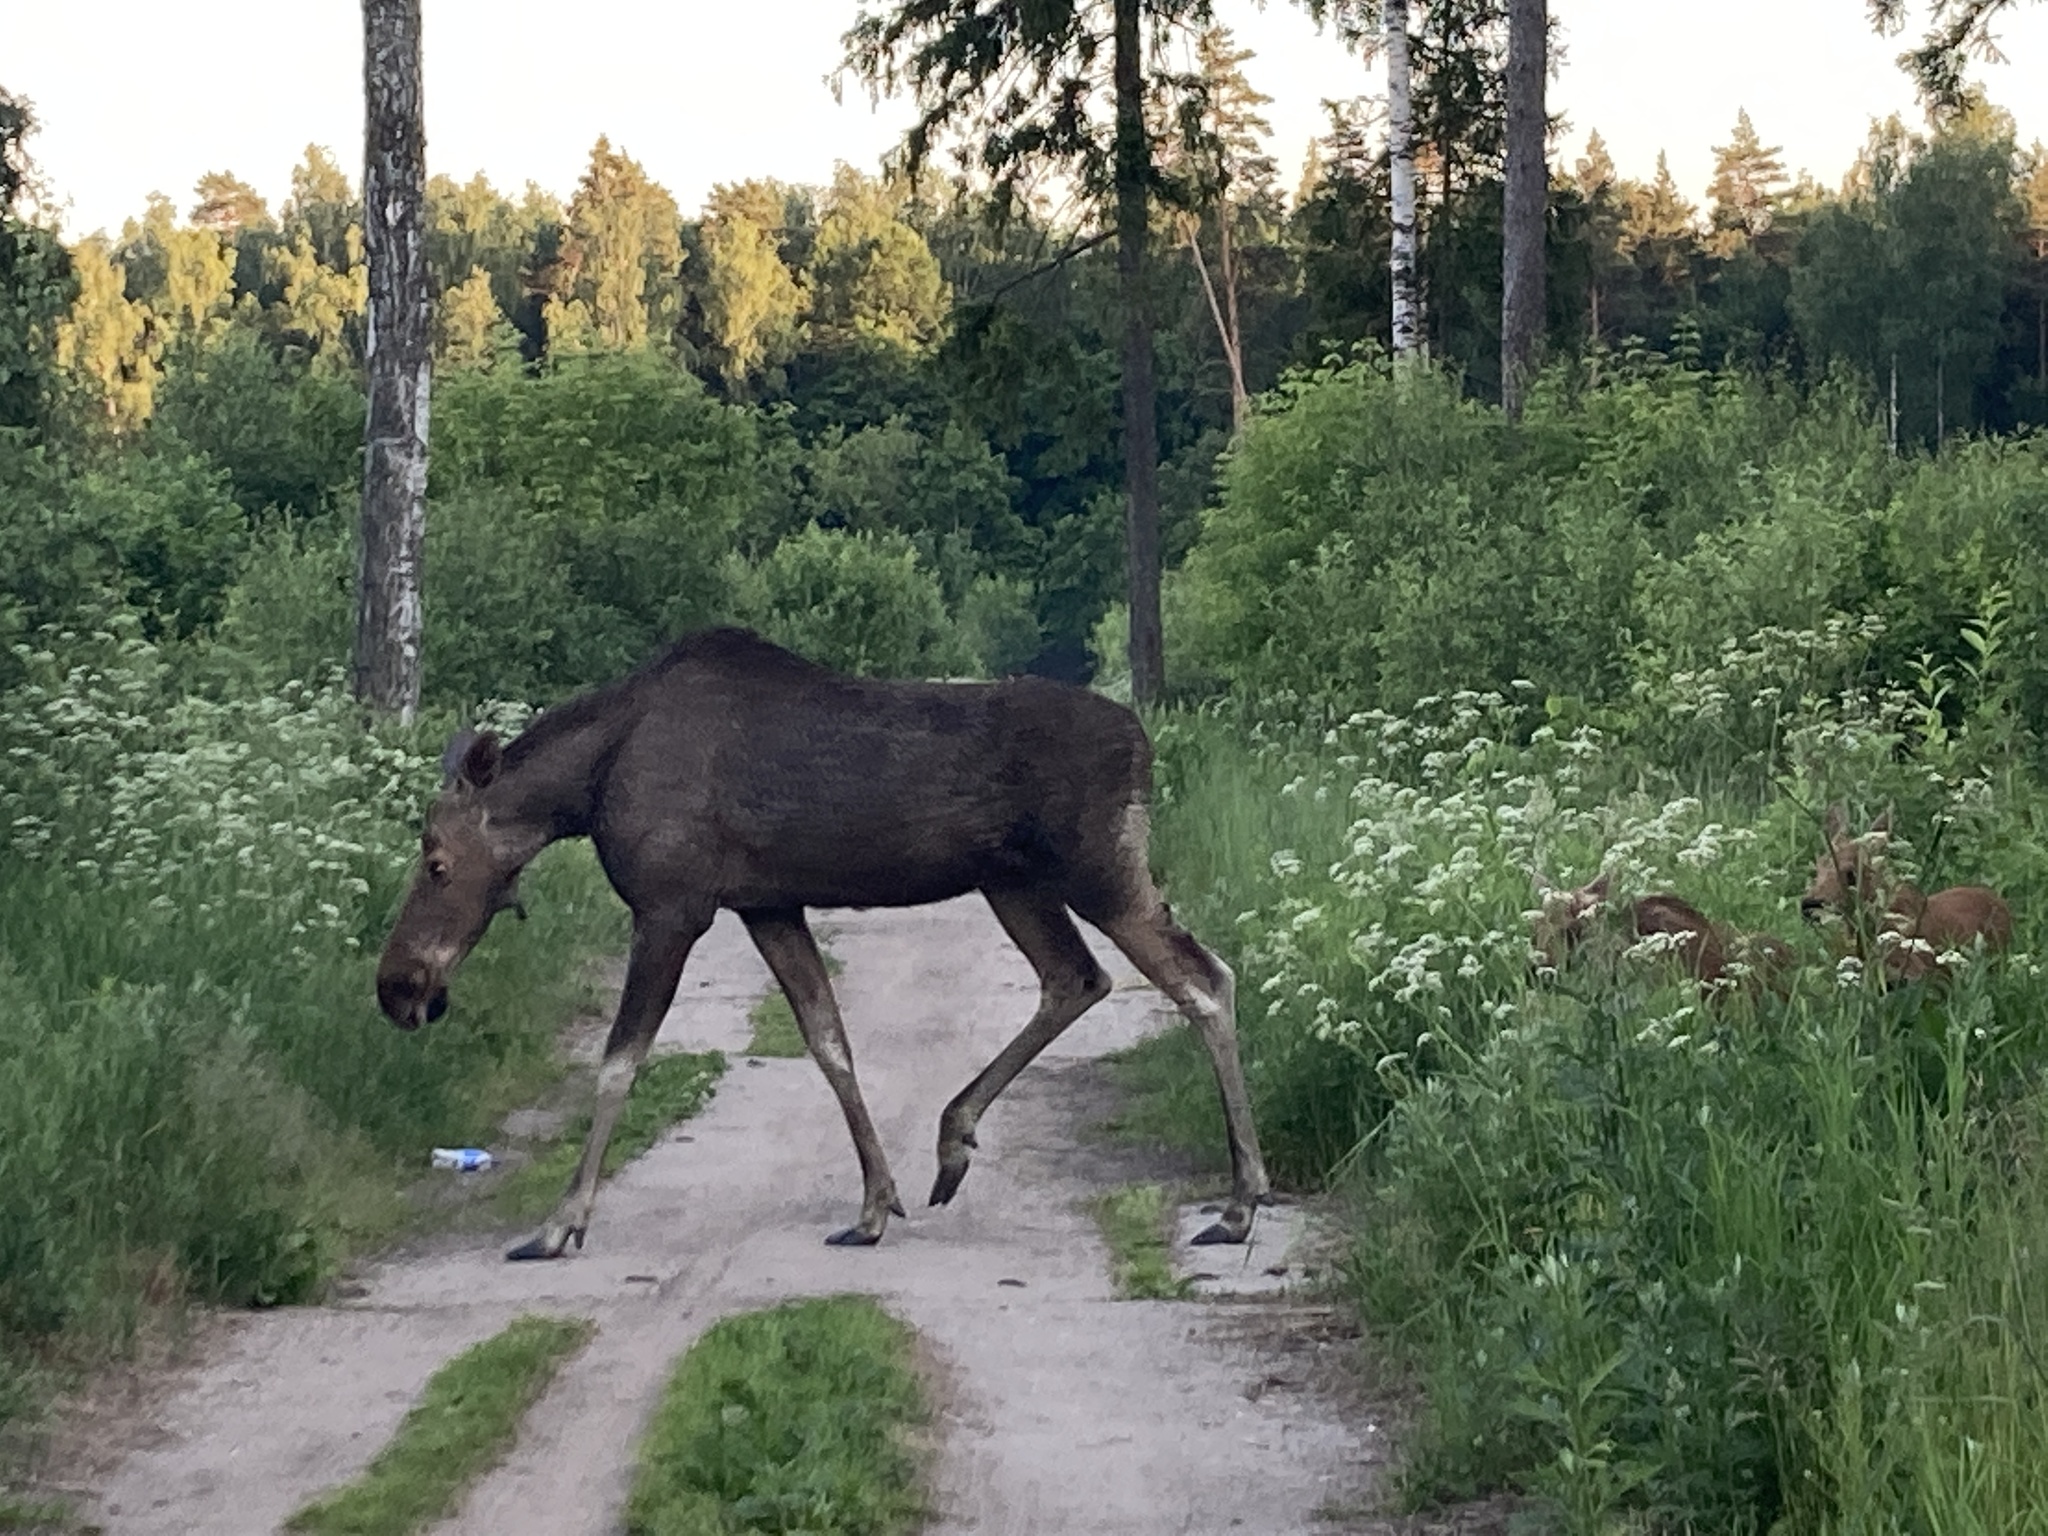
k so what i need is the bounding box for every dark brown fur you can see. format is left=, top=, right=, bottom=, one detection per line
left=377, top=629, right=1269, bottom=1258
left=1800, top=805, right=2014, bottom=985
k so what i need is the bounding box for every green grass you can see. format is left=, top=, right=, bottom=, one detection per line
left=286, top=1314, right=595, bottom=1536
left=1092, top=1184, right=1191, bottom=1300
left=0, top=1495, right=80, bottom=1533
left=743, top=943, right=842, bottom=1061
left=744, top=990, right=807, bottom=1059
left=624, top=1296, right=929, bottom=1536
left=494, top=1050, right=725, bottom=1221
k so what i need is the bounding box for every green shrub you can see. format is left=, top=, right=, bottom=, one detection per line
left=731, top=524, right=973, bottom=679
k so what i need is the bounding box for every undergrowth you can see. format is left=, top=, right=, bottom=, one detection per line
left=1135, top=615, right=2048, bottom=1533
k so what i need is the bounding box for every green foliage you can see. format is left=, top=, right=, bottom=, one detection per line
left=285, top=1315, right=594, bottom=1536
left=428, top=352, right=765, bottom=701
left=624, top=1296, right=928, bottom=1536
left=1092, top=1185, right=1191, bottom=1300
left=1138, top=631, right=2048, bottom=1531
left=0, top=626, right=624, bottom=1418
left=731, top=525, right=973, bottom=679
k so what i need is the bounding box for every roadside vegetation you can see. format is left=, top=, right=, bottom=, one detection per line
left=624, top=1296, right=929, bottom=1536
left=286, top=1314, right=594, bottom=1536
left=1123, top=357, right=2048, bottom=1531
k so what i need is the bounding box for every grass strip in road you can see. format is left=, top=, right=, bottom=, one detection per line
left=744, top=943, right=843, bottom=1060
left=624, top=1296, right=929, bottom=1536
left=285, top=1314, right=595, bottom=1536
left=1094, top=1183, right=1192, bottom=1300
left=744, top=989, right=807, bottom=1058
left=495, top=1050, right=726, bottom=1221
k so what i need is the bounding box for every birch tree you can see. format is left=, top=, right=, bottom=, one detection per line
left=1385, top=0, right=1421, bottom=358
left=356, top=0, right=430, bottom=720
left=1499, top=0, right=1544, bottom=417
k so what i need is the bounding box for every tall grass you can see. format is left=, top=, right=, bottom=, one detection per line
left=1134, top=637, right=2048, bottom=1533
left=0, top=626, right=625, bottom=1437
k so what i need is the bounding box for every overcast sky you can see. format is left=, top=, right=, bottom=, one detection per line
left=11, top=1, right=2047, bottom=240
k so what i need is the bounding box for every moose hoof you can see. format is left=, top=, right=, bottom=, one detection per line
left=825, top=1225, right=883, bottom=1248
left=505, top=1225, right=584, bottom=1262
left=1190, top=1213, right=1252, bottom=1246
left=890, top=1196, right=907, bottom=1219
left=929, top=1160, right=969, bottom=1207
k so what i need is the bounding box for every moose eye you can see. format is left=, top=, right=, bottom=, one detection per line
left=426, top=856, right=451, bottom=884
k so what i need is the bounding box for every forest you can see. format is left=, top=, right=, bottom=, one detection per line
left=5, top=0, right=2048, bottom=1527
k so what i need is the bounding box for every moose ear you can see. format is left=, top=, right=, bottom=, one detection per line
left=1584, top=871, right=1611, bottom=900
left=441, top=729, right=501, bottom=791
left=1869, top=805, right=1892, bottom=837
left=1530, top=867, right=1554, bottom=896
left=1823, top=803, right=1847, bottom=841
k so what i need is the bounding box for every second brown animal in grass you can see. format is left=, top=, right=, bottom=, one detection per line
left=1532, top=871, right=1793, bottom=996
left=1800, top=806, right=2013, bottom=985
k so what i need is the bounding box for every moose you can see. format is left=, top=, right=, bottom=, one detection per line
left=376, top=628, right=1269, bottom=1261
left=1531, top=870, right=1793, bottom=996
left=1800, top=805, right=2013, bottom=985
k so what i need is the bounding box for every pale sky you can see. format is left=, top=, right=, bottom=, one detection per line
left=10, top=1, right=2047, bottom=241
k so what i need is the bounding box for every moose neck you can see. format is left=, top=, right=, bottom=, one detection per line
left=478, top=701, right=623, bottom=866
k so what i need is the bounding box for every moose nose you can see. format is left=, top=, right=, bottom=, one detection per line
left=377, top=966, right=448, bottom=1031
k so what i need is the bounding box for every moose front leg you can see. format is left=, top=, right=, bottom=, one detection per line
left=507, top=910, right=707, bottom=1261
left=742, top=908, right=905, bottom=1246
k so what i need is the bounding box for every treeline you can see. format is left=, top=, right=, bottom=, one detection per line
left=7, top=49, right=2048, bottom=703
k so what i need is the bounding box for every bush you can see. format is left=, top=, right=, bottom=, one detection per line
left=730, top=524, right=974, bottom=679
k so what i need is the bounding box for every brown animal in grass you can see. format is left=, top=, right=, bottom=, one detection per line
left=1532, top=872, right=1793, bottom=996
left=1799, top=806, right=2013, bottom=985
left=375, top=628, right=1268, bottom=1261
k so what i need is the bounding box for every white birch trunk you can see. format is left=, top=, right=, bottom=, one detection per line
left=1385, top=0, right=1421, bottom=360
left=356, top=0, right=430, bottom=722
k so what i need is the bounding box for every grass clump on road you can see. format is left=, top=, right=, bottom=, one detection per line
left=625, top=1296, right=928, bottom=1536
left=495, top=1050, right=725, bottom=1221
left=286, top=1313, right=594, bottom=1536
left=1093, top=1184, right=1191, bottom=1300
left=745, top=990, right=806, bottom=1059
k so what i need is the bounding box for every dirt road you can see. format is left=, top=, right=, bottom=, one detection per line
left=81, top=898, right=1378, bottom=1534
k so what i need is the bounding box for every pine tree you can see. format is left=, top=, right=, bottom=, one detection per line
left=190, top=172, right=272, bottom=235
left=696, top=190, right=807, bottom=392
left=544, top=137, right=683, bottom=353
left=1575, top=129, right=1624, bottom=344
left=1706, top=108, right=1788, bottom=255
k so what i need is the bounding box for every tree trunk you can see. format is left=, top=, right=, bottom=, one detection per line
left=1500, top=0, right=1547, bottom=420
left=355, top=0, right=431, bottom=722
left=1219, top=206, right=1246, bottom=433
left=1115, top=0, right=1163, bottom=706
left=1185, top=214, right=1247, bottom=436
left=1386, top=0, right=1421, bottom=360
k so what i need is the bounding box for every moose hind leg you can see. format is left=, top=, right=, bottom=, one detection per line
left=743, top=908, right=904, bottom=1246
left=1097, top=900, right=1269, bottom=1244
left=931, top=890, right=1110, bottom=1209
left=508, top=909, right=707, bottom=1261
